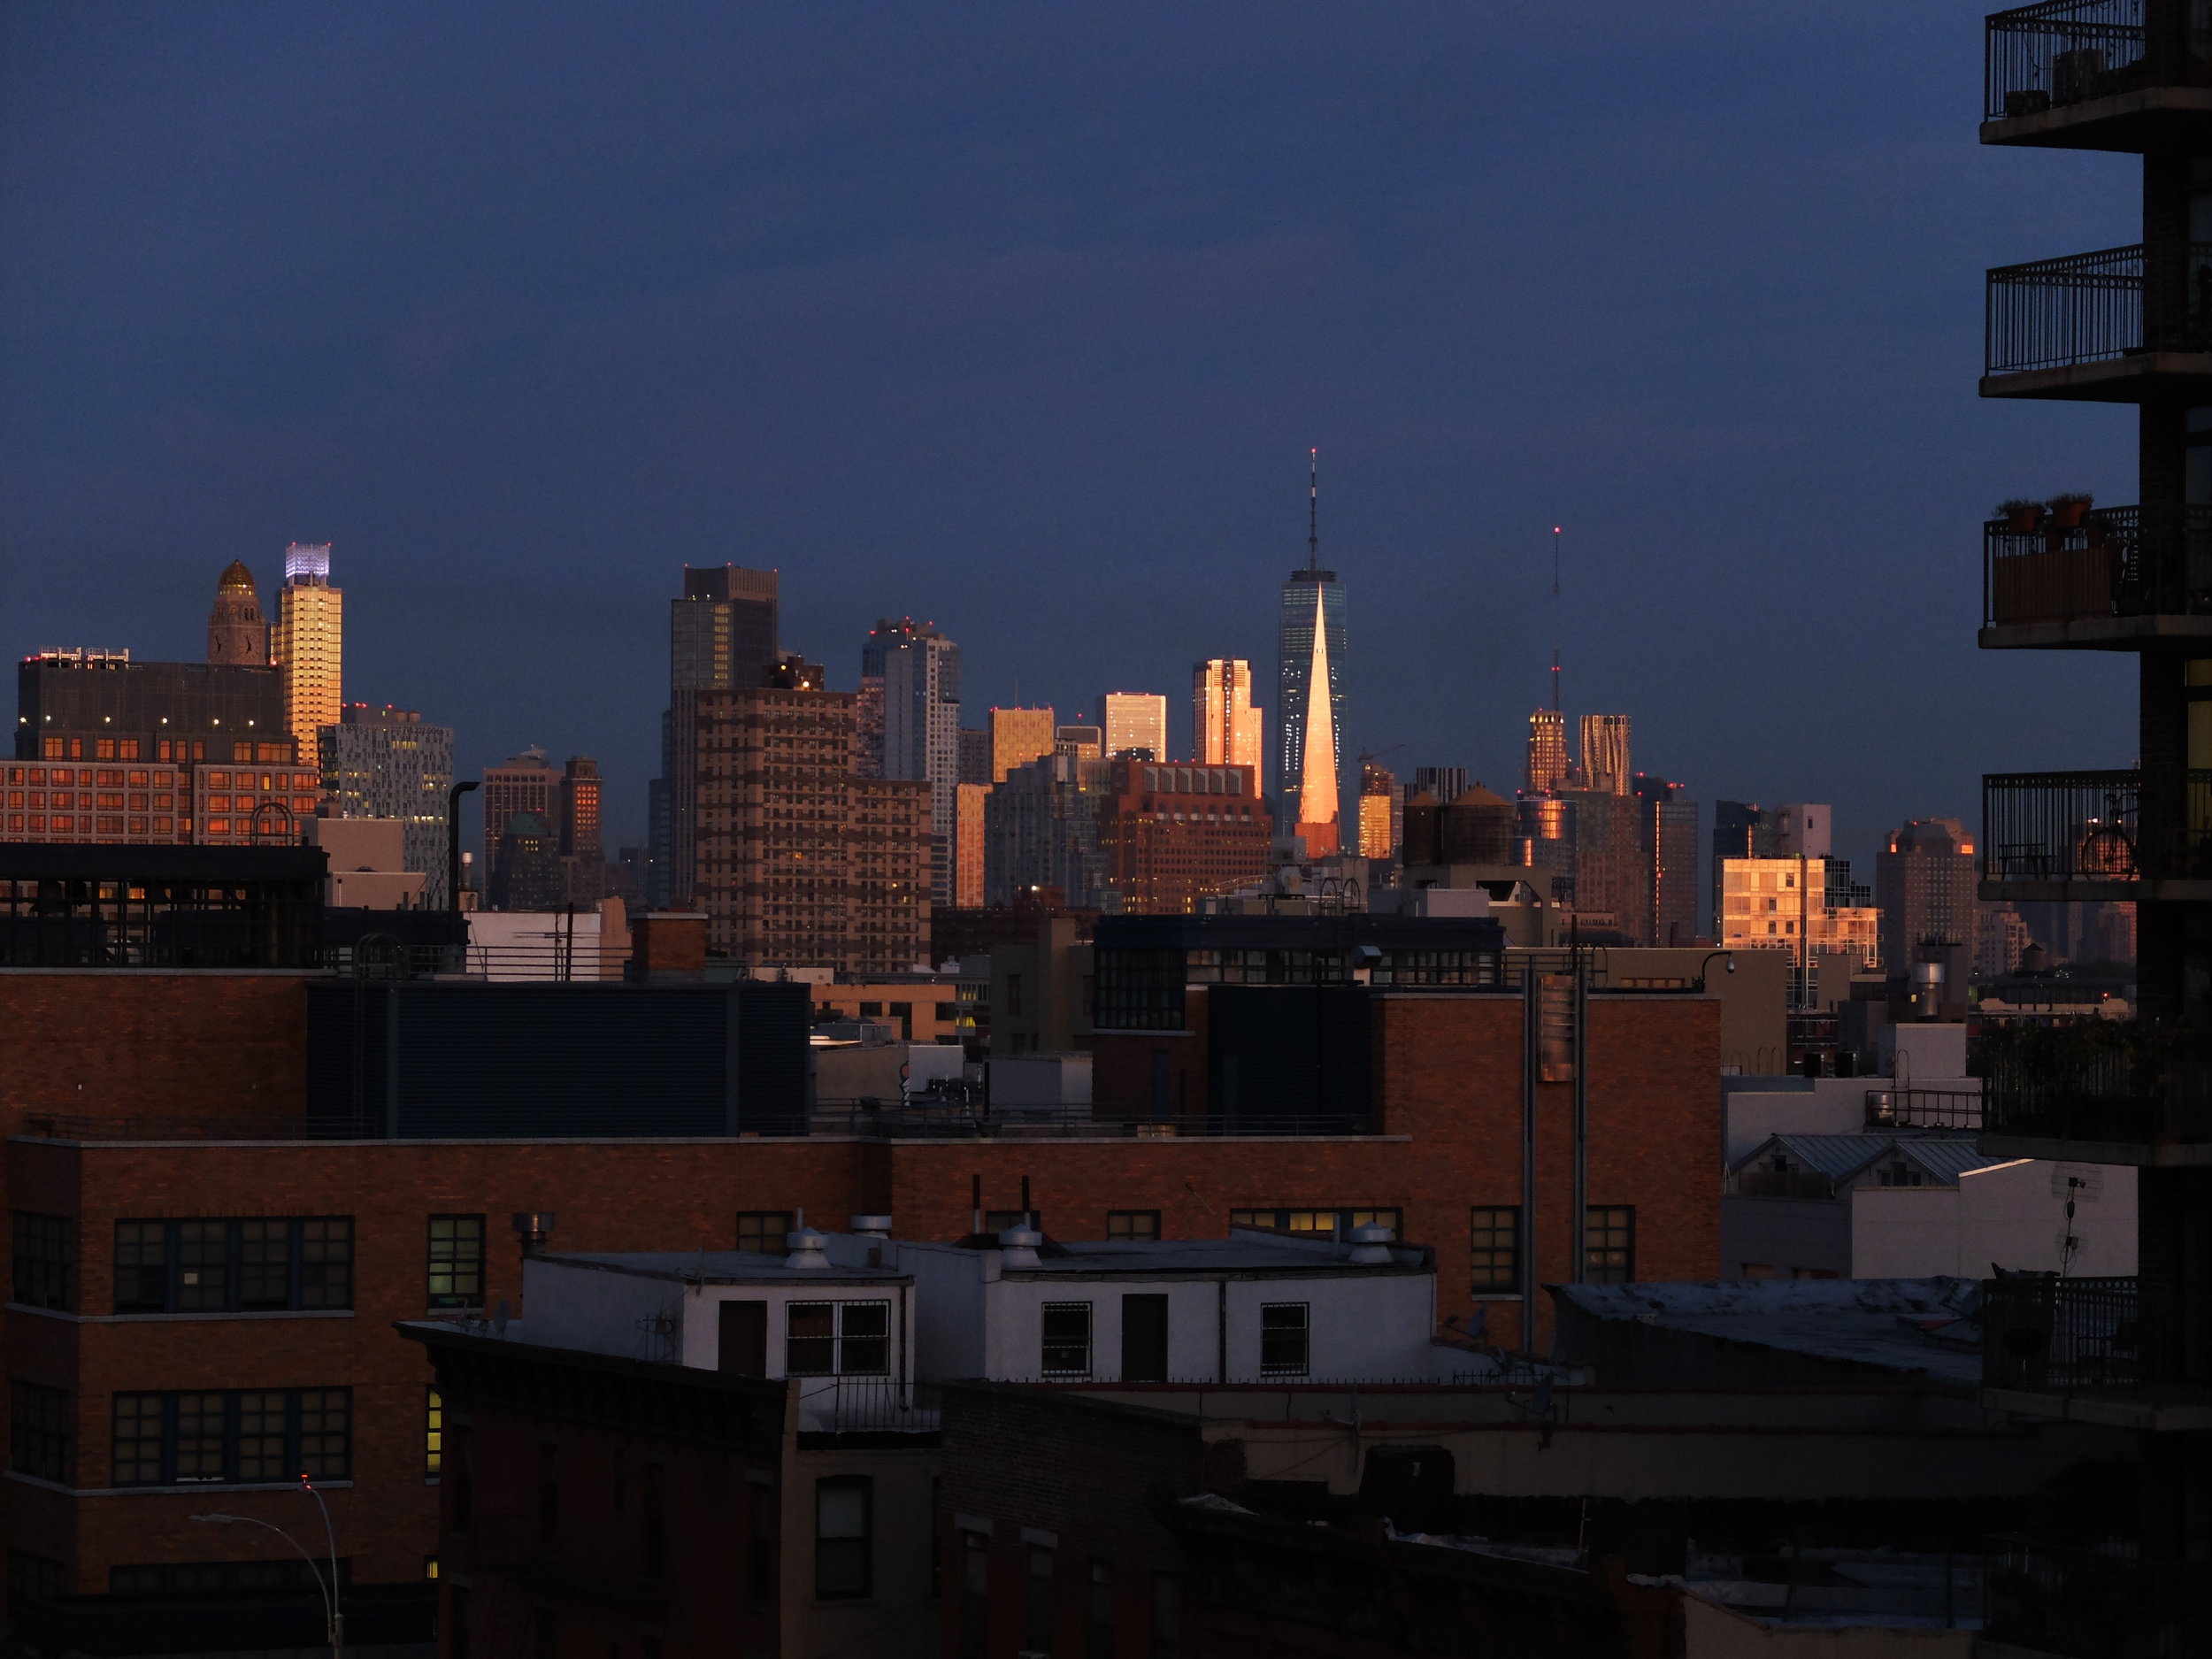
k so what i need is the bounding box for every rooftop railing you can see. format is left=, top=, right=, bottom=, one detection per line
left=1865, top=1088, right=1985, bottom=1130
left=1985, top=2, right=2150, bottom=121
left=807, top=1101, right=1381, bottom=1139
left=1981, top=769, right=2212, bottom=886
left=1985, top=242, right=2212, bottom=376
left=1985, top=503, right=2212, bottom=625
left=1981, top=1022, right=2212, bottom=1145
left=1982, top=1274, right=2141, bottom=1391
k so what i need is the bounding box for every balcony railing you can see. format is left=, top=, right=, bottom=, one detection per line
left=1864, top=1087, right=1984, bottom=1130
left=16, top=1113, right=308, bottom=1142
left=795, top=1378, right=941, bottom=1432
left=1984, top=1533, right=2204, bottom=1658
left=1985, top=1, right=2150, bottom=121
left=1982, top=1274, right=2140, bottom=1390
left=1986, top=503, right=2212, bottom=625
left=1982, top=769, right=2212, bottom=886
left=1985, top=242, right=2212, bottom=376
left=1982, top=1022, right=2212, bottom=1145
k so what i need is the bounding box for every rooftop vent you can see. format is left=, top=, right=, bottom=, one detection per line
left=1346, top=1223, right=1395, bottom=1264
left=785, top=1225, right=830, bottom=1270
left=849, top=1215, right=894, bottom=1238
left=997, top=1224, right=1043, bottom=1268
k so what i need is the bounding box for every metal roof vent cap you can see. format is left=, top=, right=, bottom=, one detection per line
left=849, top=1215, right=894, bottom=1239
left=785, top=1225, right=831, bottom=1270
left=997, top=1224, right=1043, bottom=1268
left=1346, top=1223, right=1395, bottom=1264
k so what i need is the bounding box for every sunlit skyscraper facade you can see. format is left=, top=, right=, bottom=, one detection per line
left=1277, top=570, right=1345, bottom=849
left=274, top=542, right=342, bottom=749
left=1193, top=658, right=1263, bottom=771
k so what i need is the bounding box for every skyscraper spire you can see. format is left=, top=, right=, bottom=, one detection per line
left=1308, top=448, right=1320, bottom=574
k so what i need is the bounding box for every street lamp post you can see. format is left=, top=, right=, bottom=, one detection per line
left=190, top=1489, right=343, bottom=1659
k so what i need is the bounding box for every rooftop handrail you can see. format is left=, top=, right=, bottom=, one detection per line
left=1865, top=1087, right=1985, bottom=1130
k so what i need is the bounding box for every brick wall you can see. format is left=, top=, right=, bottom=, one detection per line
left=937, top=1382, right=1202, bottom=1659
left=0, top=972, right=310, bottom=1131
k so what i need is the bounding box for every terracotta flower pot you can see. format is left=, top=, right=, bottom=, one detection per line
left=2007, top=505, right=2046, bottom=534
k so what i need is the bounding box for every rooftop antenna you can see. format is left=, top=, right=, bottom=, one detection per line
left=1308, top=448, right=1320, bottom=573
left=1550, top=526, right=1563, bottom=713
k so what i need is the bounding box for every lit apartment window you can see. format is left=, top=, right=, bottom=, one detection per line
left=427, top=1216, right=486, bottom=1310
left=1106, top=1210, right=1160, bottom=1241
left=12, top=1212, right=73, bottom=1310
left=1469, top=1208, right=1520, bottom=1295
left=1584, top=1207, right=1635, bottom=1284
left=1259, top=1303, right=1310, bottom=1376
left=815, top=1476, right=872, bottom=1599
left=425, top=1387, right=442, bottom=1479
left=1229, top=1207, right=1399, bottom=1237
left=112, top=1218, right=352, bottom=1314
left=735, top=1211, right=794, bottom=1255
left=1041, top=1302, right=1093, bottom=1375
left=785, top=1302, right=890, bottom=1375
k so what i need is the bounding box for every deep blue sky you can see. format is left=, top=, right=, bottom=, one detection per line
left=0, top=3, right=2144, bottom=867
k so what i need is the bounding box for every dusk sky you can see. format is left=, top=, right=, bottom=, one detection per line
left=0, top=3, right=2147, bottom=868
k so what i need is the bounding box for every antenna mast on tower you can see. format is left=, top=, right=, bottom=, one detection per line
left=1550, top=526, right=1563, bottom=712
left=1308, top=449, right=1320, bottom=572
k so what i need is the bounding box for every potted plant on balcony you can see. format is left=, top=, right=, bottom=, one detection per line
left=2048, top=491, right=2094, bottom=530
left=2000, top=498, right=2046, bottom=534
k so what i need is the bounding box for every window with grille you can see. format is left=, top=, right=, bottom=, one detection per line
left=1041, top=1302, right=1093, bottom=1375
left=10, top=1382, right=73, bottom=1484
left=108, top=1388, right=350, bottom=1486
left=12, top=1213, right=72, bottom=1310
left=111, top=1219, right=352, bottom=1314
left=1259, top=1303, right=1310, bottom=1376
left=1584, top=1207, right=1635, bottom=1284
left=1469, top=1207, right=1520, bottom=1295
left=1106, top=1210, right=1160, bottom=1240
left=735, top=1212, right=794, bottom=1255
left=428, top=1216, right=485, bottom=1310
left=815, top=1477, right=872, bottom=1599
left=785, top=1302, right=890, bottom=1375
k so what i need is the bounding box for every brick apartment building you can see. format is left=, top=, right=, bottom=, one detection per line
left=1094, top=759, right=1272, bottom=915
left=0, top=900, right=1716, bottom=1647
left=691, top=657, right=932, bottom=976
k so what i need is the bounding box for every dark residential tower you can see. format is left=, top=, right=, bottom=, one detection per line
left=1971, top=12, right=2212, bottom=1649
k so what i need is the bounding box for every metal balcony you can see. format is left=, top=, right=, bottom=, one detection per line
left=1984, top=503, right=2212, bottom=644
left=1981, top=768, right=2212, bottom=900
left=1984, top=1533, right=2207, bottom=1657
left=1983, top=242, right=2212, bottom=398
left=1982, top=1274, right=2142, bottom=1391
left=1980, top=1021, right=2212, bottom=1163
left=1985, top=1, right=2212, bottom=150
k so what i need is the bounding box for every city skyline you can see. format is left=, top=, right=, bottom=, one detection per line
left=0, top=6, right=2116, bottom=879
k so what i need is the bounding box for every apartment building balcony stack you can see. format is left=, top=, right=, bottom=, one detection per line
left=1975, top=5, right=2212, bottom=1648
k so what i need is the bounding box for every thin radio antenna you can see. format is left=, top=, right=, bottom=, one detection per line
left=1550, top=526, right=1563, bottom=712
left=1308, top=448, right=1320, bottom=573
